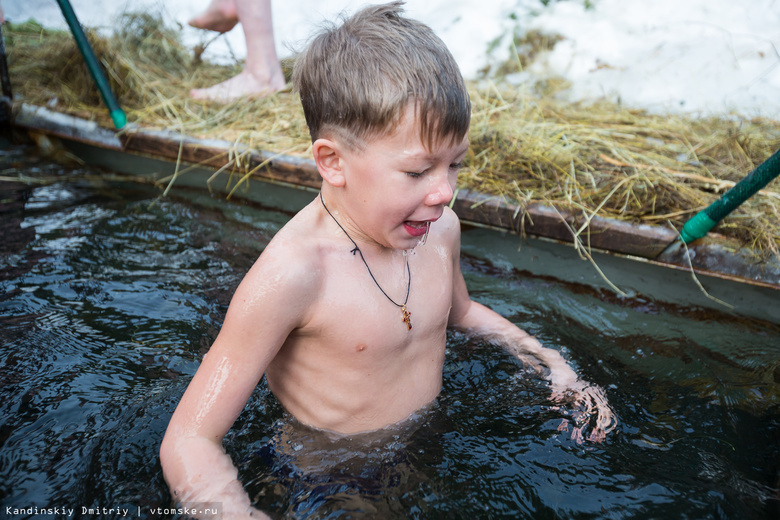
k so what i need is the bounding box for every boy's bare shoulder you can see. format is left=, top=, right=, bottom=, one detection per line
left=233, top=202, right=326, bottom=316
left=440, top=205, right=460, bottom=227
left=437, top=206, right=462, bottom=244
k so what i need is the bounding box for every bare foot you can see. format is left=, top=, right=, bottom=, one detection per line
left=190, top=69, right=285, bottom=102
left=188, top=1, right=239, bottom=33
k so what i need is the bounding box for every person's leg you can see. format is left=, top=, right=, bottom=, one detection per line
left=188, top=0, right=239, bottom=34
left=191, top=0, right=286, bottom=102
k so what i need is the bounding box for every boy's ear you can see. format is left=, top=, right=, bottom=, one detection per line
left=312, top=138, right=346, bottom=188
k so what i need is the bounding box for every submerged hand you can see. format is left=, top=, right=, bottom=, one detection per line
left=551, top=380, right=616, bottom=443
left=505, top=334, right=617, bottom=442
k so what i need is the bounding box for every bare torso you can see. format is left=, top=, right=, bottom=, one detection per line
left=263, top=200, right=457, bottom=434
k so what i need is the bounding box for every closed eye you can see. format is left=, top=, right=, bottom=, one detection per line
left=405, top=171, right=425, bottom=178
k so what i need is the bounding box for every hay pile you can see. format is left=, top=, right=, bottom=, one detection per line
left=5, top=15, right=779, bottom=258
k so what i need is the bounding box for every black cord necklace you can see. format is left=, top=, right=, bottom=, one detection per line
left=319, top=192, right=412, bottom=331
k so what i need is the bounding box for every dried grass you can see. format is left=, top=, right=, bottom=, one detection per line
left=5, top=15, right=779, bottom=258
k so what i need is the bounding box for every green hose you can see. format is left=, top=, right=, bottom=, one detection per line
left=56, top=0, right=126, bottom=129
left=679, top=148, right=780, bottom=243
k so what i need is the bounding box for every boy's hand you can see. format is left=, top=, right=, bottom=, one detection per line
left=511, top=336, right=616, bottom=443
left=449, top=249, right=617, bottom=444
left=551, top=380, right=616, bottom=443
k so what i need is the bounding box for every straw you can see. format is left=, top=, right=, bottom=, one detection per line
left=5, top=14, right=779, bottom=259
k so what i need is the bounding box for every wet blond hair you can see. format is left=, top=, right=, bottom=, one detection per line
left=292, top=1, right=471, bottom=151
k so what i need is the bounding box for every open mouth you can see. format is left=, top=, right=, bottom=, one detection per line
left=403, top=220, right=431, bottom=238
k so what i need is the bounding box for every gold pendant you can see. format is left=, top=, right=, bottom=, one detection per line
left=401, top=305, right=412, bottom=331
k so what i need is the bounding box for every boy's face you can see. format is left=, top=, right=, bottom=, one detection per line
left=339, top=105, right=469, bottom=250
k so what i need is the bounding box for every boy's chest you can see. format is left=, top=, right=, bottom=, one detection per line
left=309, top=248, right=453, bottom=348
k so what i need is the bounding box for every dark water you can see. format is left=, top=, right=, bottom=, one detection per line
left=1, top=144, right=778, bottom=519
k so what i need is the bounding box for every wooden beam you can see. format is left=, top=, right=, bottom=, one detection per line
left=13, top=103, right=123, bottom=149
left=12, top=102, right=777, bottom=288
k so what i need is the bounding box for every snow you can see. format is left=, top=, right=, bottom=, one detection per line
left=522, top=0, right=780, bottom=116
left=5, top=0, right=780, bottom=118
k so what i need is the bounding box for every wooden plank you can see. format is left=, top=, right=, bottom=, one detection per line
left=9, top=104, right=683, bottom=258
left=120, top=126, right=322, bottom=188
left=12, top=102, right=776, bottom=287
left=452, top=190, right=678, bottom=258
left=121, top=125, right=678, bottom=259
left=121, top=124, right=676, bottom=258
left=13, top=104, right=123, bottom=150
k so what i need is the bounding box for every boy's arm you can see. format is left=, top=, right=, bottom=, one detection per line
left=160, top=250, right=316, bottom=519
left=446, top=220, right=615, bottom=442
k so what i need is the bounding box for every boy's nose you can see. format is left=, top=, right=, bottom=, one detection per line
left=425, top=174, right=455, bottom=206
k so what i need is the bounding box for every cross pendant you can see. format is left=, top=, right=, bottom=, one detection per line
left=400, top=305, right=412, bottom=331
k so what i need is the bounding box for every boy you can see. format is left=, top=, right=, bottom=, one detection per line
left=160, top=2, right=615, bottom=518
